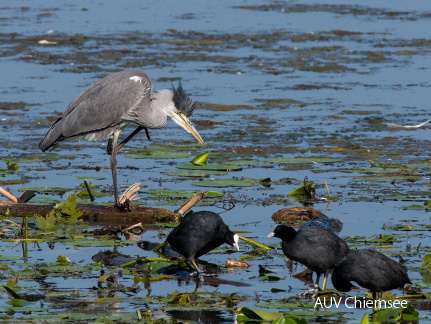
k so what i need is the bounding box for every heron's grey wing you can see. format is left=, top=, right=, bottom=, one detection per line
left=39, top=70, right=152, bottom=151
left=61, top=70, right=152, bottom=136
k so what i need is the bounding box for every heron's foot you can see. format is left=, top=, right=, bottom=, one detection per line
left=114, top=200, right=131, bottom=211
left=115, top=183, right=141, bottom=210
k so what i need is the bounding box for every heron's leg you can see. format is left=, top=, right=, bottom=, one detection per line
left=110, top=129, right=121, bottom=207
left=107, top=138, right=113, bottom=155
left=114, top=126, right=151, bottom=154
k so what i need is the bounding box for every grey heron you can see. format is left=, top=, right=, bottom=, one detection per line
left=39, top=69, right=204, bottom=208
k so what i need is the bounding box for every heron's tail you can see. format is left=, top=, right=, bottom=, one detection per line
left=39, top=119, right=64, bottom=152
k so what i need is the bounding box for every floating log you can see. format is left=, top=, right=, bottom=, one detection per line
left=0, top=201, right=178, bottom=225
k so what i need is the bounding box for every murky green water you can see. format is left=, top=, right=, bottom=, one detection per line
left=0, top=0, right=431, bottom=323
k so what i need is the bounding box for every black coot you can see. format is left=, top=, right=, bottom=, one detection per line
left=267, top=225, right=350, bottom=289
left=332, top=249, right=411, bottom=300
left=166, top=211, right=239, bottom=280
left=299, top=217, right=343, bottom=234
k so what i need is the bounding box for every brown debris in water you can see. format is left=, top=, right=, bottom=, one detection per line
left=271, top=207, right=326, bottom=225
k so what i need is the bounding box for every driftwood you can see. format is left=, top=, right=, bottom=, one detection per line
left=0, top=185, right=209, bottom=226
left=175, top=191, right=208, bottom=216
left=0, top=200, right=177, bottom=225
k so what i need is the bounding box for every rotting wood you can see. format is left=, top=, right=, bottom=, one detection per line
left=0, top=201, right=179, bottom=225
left=17, top=190, right=36, bottom=203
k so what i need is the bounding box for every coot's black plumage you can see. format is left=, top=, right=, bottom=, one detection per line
left=267, top=225, right=350, bottom=289
left=299, top=217, right=343, bottom=234
left=166, top=211, right=239, bottom=280
left=332, top=249, right=411, bottom=299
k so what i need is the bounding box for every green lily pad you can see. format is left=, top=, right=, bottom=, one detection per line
left=7, top=154, right=76, bottom=163
left=385, top=224, right=431, bottom=231
left=353, top=175, right=421, bottom=183
left=192, top=178, right=260, bottom=188
left=0, top=256, right=22, bottom=261
left=0, top=305, right=45, bottom=312
left=265, top=157, right=342, bottom=164
left=237, top=307, right=283, bottom=321
left=28, top=197, right=62, bottom=204
left=255, top=300, right=316, bottom=310
left=77, top=189, right=110, bottom=199
left=62, top=238, right=132, bottom=247
left=340, top=166, right=416, bottom=174
left=161, top=169, right=227, bottom=177
left=124, top=151, right=191, bottom=159
left=145, top=189, right=223, bottom=199
left=0, top=180, right=26, bottom=185
left=74, top=176, right=106, bottom=180
left=177, top=164, right=243, bottom=171
left=19, top=186, right=71, bottom=193
left=225, top=160, right=267, bottom=166
left=377, top=195, right=428, bottom=202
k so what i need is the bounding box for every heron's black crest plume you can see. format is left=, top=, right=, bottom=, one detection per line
left=172, top=82, right=197, bottom=117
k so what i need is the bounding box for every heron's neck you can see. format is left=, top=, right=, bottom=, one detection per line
left=149, top=89, right=175, bottom=127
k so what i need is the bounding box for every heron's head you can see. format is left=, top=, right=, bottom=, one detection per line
left=167, top=82, right=204, bottom=146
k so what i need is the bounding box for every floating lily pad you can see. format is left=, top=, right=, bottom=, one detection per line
left=19, top=186, right=71, bottom=194
left=0, top=180, right=26, bottom=185
left=255, top=300, right=315, bottom=310
left=7, top=154, right=76, bottom=163
left=74, top=176, right=106, bottom=180
left=78, top=189, right=111, bottom=199
left=124, top=151, right=191, bottom=159
left=0, top=256, right=22, bottom=261
left=177, top=164, right=242, bottom=171
left=265, top=157, right=342, bottom=164
left=145, top=189, right=223, bottom=199
left=224, top=160, right=267, bottom=166
left=192, top=178, right=260, bottom=188
left=237, top=307, right=284, bottom=321
left=162, top=169, right=227, bottom=177
left=28, top=197, right=62, bottom=204
left=0, top=305, right=46, bottom=313
left=385, top=224, right=431, bottom=231
left=377, top=195, right=428, bottom=202
left=340, top=166, right=416, bottom=174
left=61, top=238, right=131, bottom=247
left=353, top=175, right=421, bottom=183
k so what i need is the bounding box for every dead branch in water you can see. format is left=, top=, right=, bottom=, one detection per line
left=0, top=200, right=178, bottom=225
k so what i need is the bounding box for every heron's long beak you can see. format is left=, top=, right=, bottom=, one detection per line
left=171, top=112, right=205, bottom=146
left=267, top=232, right=275, bottom=239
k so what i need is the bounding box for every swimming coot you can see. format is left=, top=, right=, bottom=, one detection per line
left=267, top=225, right=350, bottom=290
left=331, top=249, right=411, bottom=300
left=167, top=211, right=239, bottom=281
